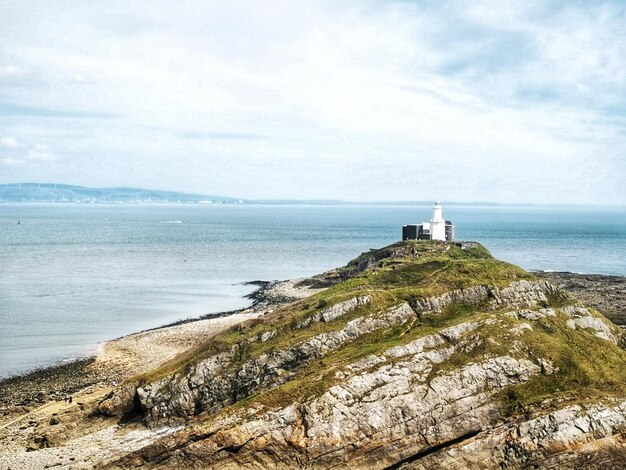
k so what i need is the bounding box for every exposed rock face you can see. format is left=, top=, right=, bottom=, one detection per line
left=299, top=355, right=540, bottom=468
left=405, top=400, right=626, bottom=469
left=168, top=356, right=538, bottom=470
left=562, top=305, right=620, bottom=343
left=102, top=284, right=623, bottom=469
left=97, top=384, right=138, bottom=417
left=137, top=301, right=410, bottom=425
left=98, top=295, right=375, bottom=422
left=296, top=295, right=372, bottom=328
left=105, top=302, right=625, bottom=469
left=411, top=280, right=558, bottom=315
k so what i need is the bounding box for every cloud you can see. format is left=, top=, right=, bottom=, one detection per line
left=0, top=103, right=117, bottom=119
left=27, top=143, right=55, bottom=161
left=0, top=157, right=22, bottom=166
left=0, top=65, right=23, bottom=77
left=0, top=0, right=624, bottom=204
left=180, top=131, right=267, bottom=141
left=0, top=138, right=56, bottom=164
left=1, top=136, right=18, bottom=148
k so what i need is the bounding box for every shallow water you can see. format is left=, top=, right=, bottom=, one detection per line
left=1, top=203, right=624, bottom=378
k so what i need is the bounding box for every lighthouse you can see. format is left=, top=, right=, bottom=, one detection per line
left=429, top=202, right=446, bottom=241
left=401, top=202, right=455, bottom=241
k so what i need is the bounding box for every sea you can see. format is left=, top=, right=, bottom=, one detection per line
left=1, top=203, right=625, bottom=379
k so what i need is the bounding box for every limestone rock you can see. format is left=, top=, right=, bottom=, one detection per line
left=562, top=305, right=620, bottom=343
left=138, top=302, right=415, bottom=425
left=297, top=295, right=372, bottom=328
left=97, top=383, right=139, bottom=417
left=412, top=280, right=557, bottom=316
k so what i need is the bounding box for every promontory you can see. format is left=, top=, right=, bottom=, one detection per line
left=3, top=240, right=626, bottom=469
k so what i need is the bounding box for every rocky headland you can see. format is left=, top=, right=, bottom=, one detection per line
left=1, top=241, right=626, bottom=469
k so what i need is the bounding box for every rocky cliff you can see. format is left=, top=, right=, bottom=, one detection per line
left=99, top=241, right=626, bottom=469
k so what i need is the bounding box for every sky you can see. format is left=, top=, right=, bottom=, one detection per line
left=0, top=0, right=625, bottom=204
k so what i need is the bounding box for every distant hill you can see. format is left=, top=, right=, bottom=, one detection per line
left=0, top=183, right=566, bottom=206
left=0, top=183, right=242, bottom=204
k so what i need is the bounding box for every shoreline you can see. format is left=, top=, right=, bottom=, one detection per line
left=0, top=264, right=624, bottom=468
left=0, top=280, right=273, bottom=384
left=0, top=277, right=327, bottom=424
left=3, top=270, right=624, bottom=382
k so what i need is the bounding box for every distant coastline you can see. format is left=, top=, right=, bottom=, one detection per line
left=2, top=183, right=624, bottom=207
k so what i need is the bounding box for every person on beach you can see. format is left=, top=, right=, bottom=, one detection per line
left=68, top=396, right=72, bottom=404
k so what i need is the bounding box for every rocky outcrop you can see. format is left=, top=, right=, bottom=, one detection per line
left=137, top=301, right=412, bottom=425
left=299, top=356, right=541, bottom=468
left=104, top=280, right=571, bottom=427
left=97, top=384, right=139, bottom=417
left=8, top=241, right=626, bottom=470
left=97, top=294, right=371, bottom=420
left=562, top=305, right=620, bottom=343
left=411, top=280, right=558, bottom=315
left=104, top=280, right=626, bottom=469
left=537, top=271, right=626, bottom=325
left=506, top=307, right=556, bottom=320
left=296, top=295, right=372, bottom=328
left=106, top=320, right=548, bottom=468
left=404, top=400, right=626, bottom=469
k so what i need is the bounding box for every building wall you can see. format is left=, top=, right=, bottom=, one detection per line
left=402, top=225, right=419, bottom=240
left=403, top=206, right=454, bottom=242
left=445, top=223, right=455, bottom=241
left=431, top=221, right=446, bottom=241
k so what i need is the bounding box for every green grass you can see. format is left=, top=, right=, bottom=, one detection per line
left=418, top=303, right=626, bottom=415
left=497, top=311, right=626, bottom=413
left=131, top=241, right=526, bottom=384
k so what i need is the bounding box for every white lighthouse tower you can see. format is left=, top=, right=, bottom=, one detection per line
left=430, top=202, right=446, bottom=241
left=401, top=202, right=455, bottom=241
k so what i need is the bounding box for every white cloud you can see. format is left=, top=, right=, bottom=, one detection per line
left=0, top=139, right=56, bottom=164
left=0, top=1, right=624, bottom=204
left=0, top=65, right=23, bottom=76
left=0, top=157, right=22, bottom=166
left=1, top=136, right=18, bottom=148
left=27, top=144, right=55, bottom=161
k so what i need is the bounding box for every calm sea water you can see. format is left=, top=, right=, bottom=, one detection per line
left=1, top=203, right=625, bottom=378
